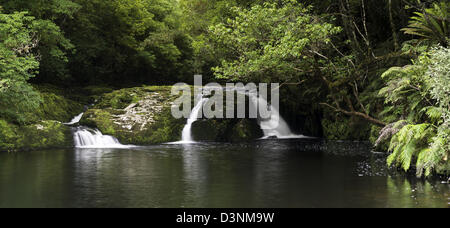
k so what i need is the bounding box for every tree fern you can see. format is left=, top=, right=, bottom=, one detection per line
left=383, top=47, right=450, bottom=177
left=401, top=2, right=450, bottom=47
left=387, top=123, right=436, bottom=174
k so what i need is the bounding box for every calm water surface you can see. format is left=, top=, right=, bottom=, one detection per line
left=0, top=139, right=448, bottom=208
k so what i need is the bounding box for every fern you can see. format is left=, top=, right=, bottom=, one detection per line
left=401, top=2, right=450, bottom=46
left=387, top=124, right=437, bottom=175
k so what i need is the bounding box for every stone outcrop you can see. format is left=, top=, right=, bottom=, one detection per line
left=79, top=86, right=187, bottom=145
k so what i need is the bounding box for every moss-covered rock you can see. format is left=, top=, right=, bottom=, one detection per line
left=80, top=109, right=116, bottom=135
left=30, top=84, right=85, bottom=123
left=0, top=84, right=84, bottom=152
left=0, top=120, right=73, bottom=152
left=18, top=121, right=73, bottom=150
left=79, top=86, right=188, bottom=145
left=35, top=92, right=84, bottom=123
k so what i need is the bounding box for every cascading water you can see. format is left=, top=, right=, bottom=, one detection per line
left=64, top=112, right=84, bottom=125
left=247, top=93, right=305, bottom=139
left=178, top=97, right=209, bottom=143
left=73, top=127, right=131, bottom=148
left=66, top=112, right=132, bottom=148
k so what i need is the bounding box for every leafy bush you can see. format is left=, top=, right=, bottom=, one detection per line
left=380, top=46, right=450, bottom=177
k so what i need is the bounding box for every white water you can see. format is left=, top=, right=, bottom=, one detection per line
left=247, top=94, right=306, bottom=139
left=64, top=111, right=134, bottom=149
left=73, top=127, right=133, bottom=149
left=174, top=97, right=209, bottom=144
left=64, top=113, right=84, bottom=125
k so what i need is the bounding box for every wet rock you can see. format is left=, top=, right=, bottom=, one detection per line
left=191, top=118, right=263, bottom=142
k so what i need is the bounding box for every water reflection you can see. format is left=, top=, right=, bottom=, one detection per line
left=386, top=176, right=450, bottom=208
left=0, top=140, right=448, bottom=208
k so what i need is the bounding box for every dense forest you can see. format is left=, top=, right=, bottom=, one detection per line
left=0, top=0, right=448, bottom=177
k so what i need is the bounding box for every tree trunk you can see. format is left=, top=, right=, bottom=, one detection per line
left=388, top=0, right=400, bottom=51
left=339, top=0, right=363, bottom=55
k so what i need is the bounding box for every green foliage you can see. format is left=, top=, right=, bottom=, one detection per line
left=379, top=56, right=432, bottom=123
left=64, top=0, right=193, bottom=85
left=32, top=18, right=75, bottom=80
left=387, top=123, right=436, bottom=172
left=401, top=2, right=449, bottom=46
left=0, top=11, right=42, bottom=123
left=0, top=119, right=19, bottom=150
left=427, top=47, right=450, bottom=127
left=321, top=116, right=371, bottom=141
left=208, top=0, right=341, bottom=82
left=0, top=0, right=77, bottom=80
left=0, top=120, right=73, bottom=151
left=382, top=46, right=450, bottom=176
left=0, top=0, right=81, bottom=21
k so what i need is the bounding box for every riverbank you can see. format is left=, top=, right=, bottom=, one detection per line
left=0, top=83, right=368, bottom=151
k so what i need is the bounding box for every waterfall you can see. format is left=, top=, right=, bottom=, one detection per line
left=73, top=127, right=132, bottom=148
left=65, top=112, right=133, bottom=148
left=179, top=97, right=209, bottom=143
left=172, top=87, right=306, bottom=143
left=64, top=112, right=84, bottom=125
left=247, top=93, right=305, bottom=139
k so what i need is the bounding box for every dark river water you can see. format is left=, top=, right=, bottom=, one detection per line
left=0, top=139, right=448, bottom=208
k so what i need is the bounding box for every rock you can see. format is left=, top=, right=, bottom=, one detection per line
left=0, top=84, right=84, bottom=152
left=191, top=118, right=263, bottom=142
left=230, top=119, right=264, bottom=142
left=19, top=121, right=74, bottom=150
left=33, top=84, right=85, bottom=123
left=80, top=86, right=188, bottom=145
left=191, top=120, right=227, bottom=141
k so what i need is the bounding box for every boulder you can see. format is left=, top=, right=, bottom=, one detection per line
left=79, top=86, right=188, bottom=145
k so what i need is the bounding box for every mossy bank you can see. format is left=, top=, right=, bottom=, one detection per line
left=0, top=85, right=84, bottom=152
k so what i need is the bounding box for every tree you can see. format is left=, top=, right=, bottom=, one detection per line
left=64, top=0, right=193, bottom=85
left=209, top=1, right=341, bottom=83
left=0, top=11, right=42, bottom=123
left=0, top=0, right=77, bottom=81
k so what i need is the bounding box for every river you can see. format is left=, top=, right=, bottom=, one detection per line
left=0, top=139, right=448, bottom=208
